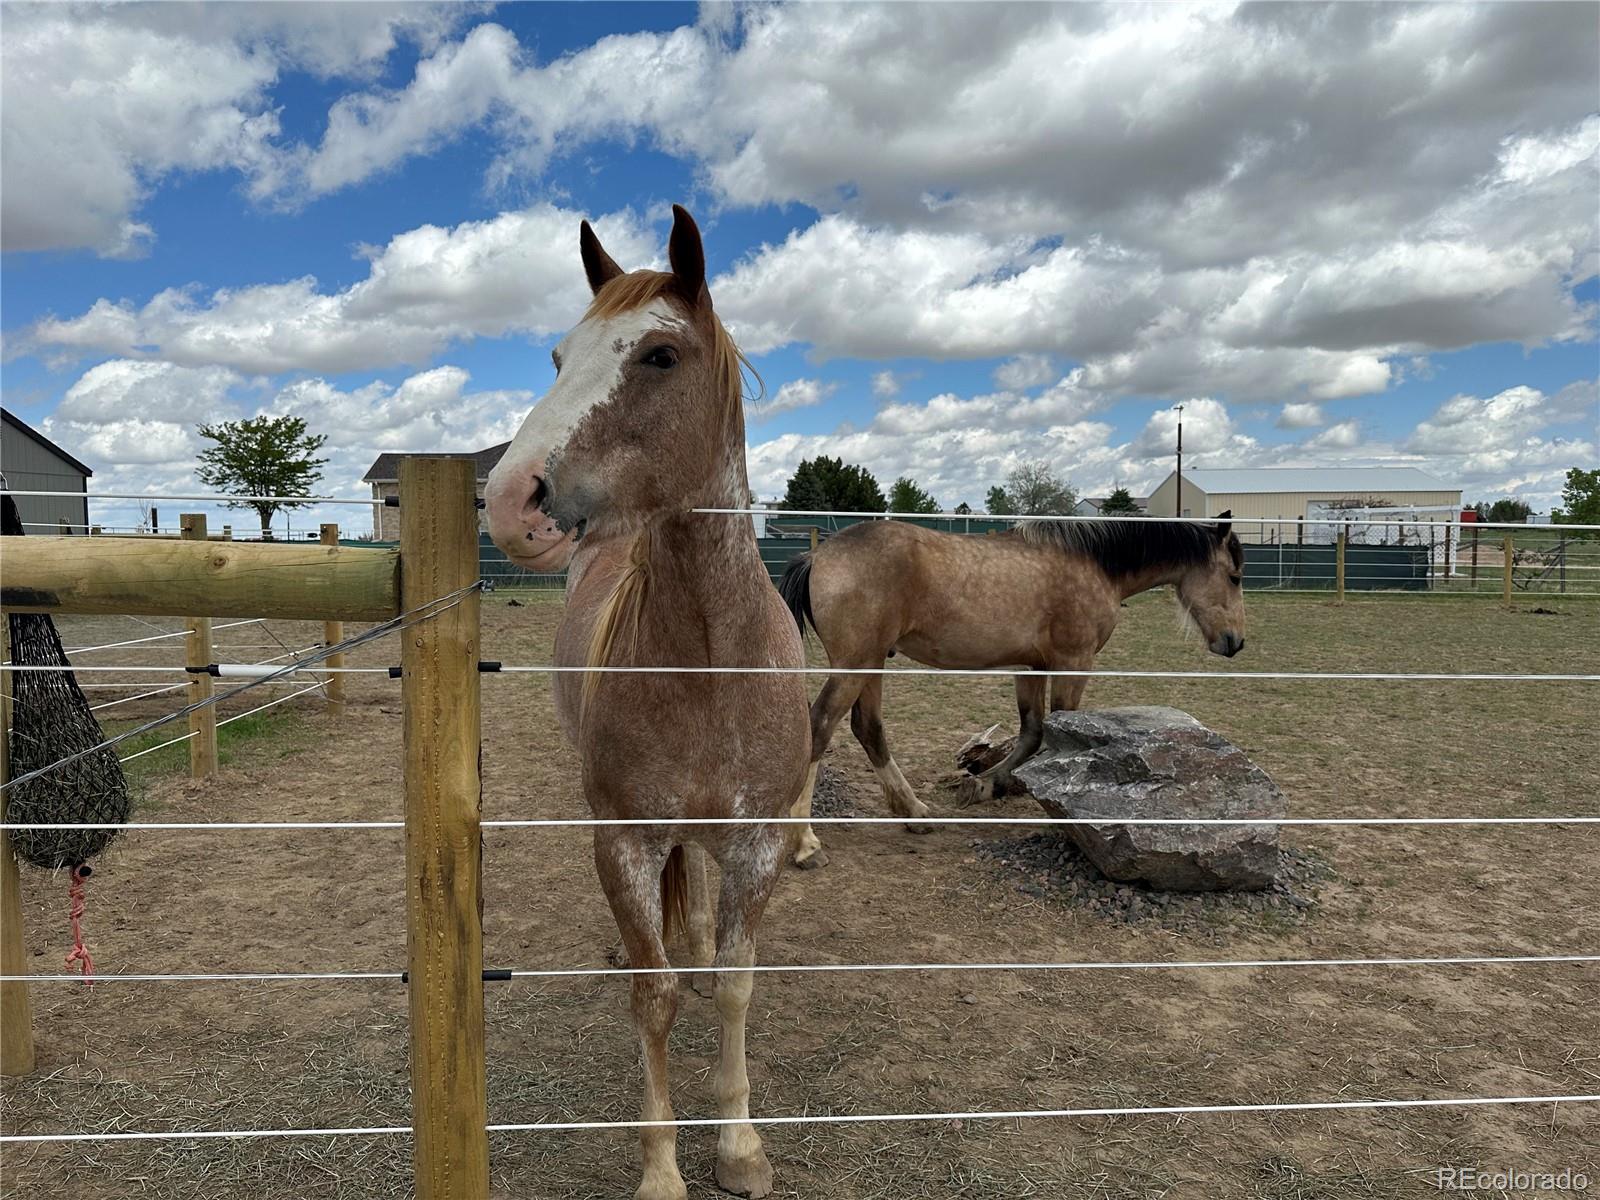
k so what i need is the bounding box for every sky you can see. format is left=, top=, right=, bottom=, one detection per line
left=1, top=1, right=1596, bottom=536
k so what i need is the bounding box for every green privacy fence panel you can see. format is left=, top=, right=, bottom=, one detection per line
left=358, top=528, right=1429, bottom=593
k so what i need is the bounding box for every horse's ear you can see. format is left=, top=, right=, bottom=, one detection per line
left=580, top=220, right=624, bottom=295
left=667, top=204, right=709, bottom=308
left=1213, top=509, right=1232, bottom=540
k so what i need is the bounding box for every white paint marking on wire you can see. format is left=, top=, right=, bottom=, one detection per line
left=3, top=1092, right=1595, bottom=1144
left=4, top=664, right=1597, bottom=682
left=7, top=951, right=1598, bottom=985
left=4, top=815, right=1598, bottom=832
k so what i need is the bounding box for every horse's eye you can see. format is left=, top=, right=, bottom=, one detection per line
left=1229, top=574, right=1242, bottom=586
left=642, top=346, right=678, bottom=369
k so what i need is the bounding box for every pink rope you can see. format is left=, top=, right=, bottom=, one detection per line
left=64, top=865, right=94, bottom=980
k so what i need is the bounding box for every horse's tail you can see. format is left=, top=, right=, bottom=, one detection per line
left=660, top=844, right=689, bottom=945
left=778, top=552, right=815, bottom=636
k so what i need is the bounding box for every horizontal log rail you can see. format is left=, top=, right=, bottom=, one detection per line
left=1, top=537, right=400, bottom=622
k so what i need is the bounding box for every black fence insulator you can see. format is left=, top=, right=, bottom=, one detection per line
left=387, top=665, right=403, bottom=679
left=401, top=969, right=512, bottom=984
left=474, top=497, right=486, bottom=510
left=477, top=661, right=502, bottom=672
left=383, top=496, right=399, bottom=507
left=184, top=664, right=224, bottom=676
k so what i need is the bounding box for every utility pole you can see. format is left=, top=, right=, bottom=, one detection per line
left=1173, top=403, right=1185, bottom=517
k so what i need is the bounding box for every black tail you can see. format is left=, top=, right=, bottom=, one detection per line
left=778, top=552, right=815, bottom=635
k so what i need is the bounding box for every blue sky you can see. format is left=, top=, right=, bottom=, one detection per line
left=2, top=2, right=1595, bottom=534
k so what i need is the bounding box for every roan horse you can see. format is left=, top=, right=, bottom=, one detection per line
left=778, top=515, right=1246, bottom=867
left=485, top=208, right=810, bottom=1200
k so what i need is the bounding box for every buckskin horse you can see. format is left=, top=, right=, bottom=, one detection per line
left=778, top=514, right=1246, bottom=867
left=485, top=207, right=809, bottom=1200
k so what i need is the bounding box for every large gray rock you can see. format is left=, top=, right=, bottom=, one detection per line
left=1012, top=707, right=1285, bottom=891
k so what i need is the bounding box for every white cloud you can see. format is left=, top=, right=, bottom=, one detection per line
left=746, top=378, right=837, bottom=422
left=1276, top=402, right=1324, bottom=430
left=0, top=4, right=467, bottom=256
left=26, top=205, right=657, bottom=374
left=41, top=361, right=531, bottom=524
left=870, top=371, right=901, bottom=399
left=1306, top=420, right=1362, bottom=450
left=993, top=354, right=1057, bottom=392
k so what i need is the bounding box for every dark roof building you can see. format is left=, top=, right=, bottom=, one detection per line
left=360, top=442, right=511, bottom=540
left=1, top=408, right=93, bottom=533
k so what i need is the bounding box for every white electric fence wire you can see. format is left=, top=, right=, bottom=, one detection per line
left=7, top=951, right=1599, bottom=985
left=0, top=584, right=479, bottom=794
left=89, top=682, right=191, bottom=711
left=2, top=1092, right=1595, bottom=1144
left=3, top=664, right=1597, bottom=682
left=5, top=815, right=1598, bottom=832
left=7, top=488, right=1600, bottom=530
left=116, top=683, right=327, bottom=764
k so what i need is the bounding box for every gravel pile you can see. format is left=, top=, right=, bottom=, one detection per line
left=973, top=831, right=1330, bottom=935
left=808, top=764, right=857, bottom=818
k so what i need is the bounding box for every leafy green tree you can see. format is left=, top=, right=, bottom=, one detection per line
left=887, top=476, right=940, bottom=514
left=780, top=455, right=886, bottom=513
left=196, top=415, right=328, bottom=539
left=985, top=486, right=1014, bottom=516
left=1481, top=498, right=1532, bottom=524
left=1553, top=468, right=1600, bottom=539
left=994, top=461, right=1077, bottom=516
left=1099, top=486, right=1141, bottom=515
left=952, top=501, right=973, bottom=515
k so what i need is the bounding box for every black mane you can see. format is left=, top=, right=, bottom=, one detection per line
left=1014, top=517, right=1241, bottom=578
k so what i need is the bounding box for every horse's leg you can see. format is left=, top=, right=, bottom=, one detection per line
left=849, top=674, right=933, bottom=828
left=683, top=843, right=716, bottom=998
left=960, top=673, right=1048, bottom=806
left=594, top=829, right=686, bottom=1200
left=1049, top=664, right=1090, bottom=712
left=710, top=833, right=786, bottom=1198
left=789, top=675, right=865, bottom=869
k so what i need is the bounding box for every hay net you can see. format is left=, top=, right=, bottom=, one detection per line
left=3, top=486, right=131, bottom=868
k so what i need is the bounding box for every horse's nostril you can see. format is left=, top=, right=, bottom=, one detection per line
left=530, top=476, right=548, bottom=507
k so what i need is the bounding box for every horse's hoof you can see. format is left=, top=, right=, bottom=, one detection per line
left=955, top=775, right=995, bottom=808
left=904, top=820, right=941, bottom=835
left=635, top=1168, right=688, bottom=1200
left=794, top=847, right=830, bottom=871
left=715, top=1147, right=774, bottom=1198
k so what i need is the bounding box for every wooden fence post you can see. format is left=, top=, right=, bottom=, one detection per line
left=809, top=526, right=819, bottom=553
left=1502, top=534, right=1514, bottom=607
left=1335, top=531, right=1347, bottom=603
left=180, top=515, right=217, bottom=779
left=320, top=524, right=346, bottom=717
left=1, top=615, right=35, bottom=1076
left=399, top=458, right=488, bottom=1200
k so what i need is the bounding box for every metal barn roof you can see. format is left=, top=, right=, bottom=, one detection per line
left=1175, top=467, right=1454, bottom=495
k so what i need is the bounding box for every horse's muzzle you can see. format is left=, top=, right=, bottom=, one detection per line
left=1210, top=632, right=1245, bottom=658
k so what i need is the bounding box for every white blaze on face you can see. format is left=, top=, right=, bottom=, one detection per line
left=505, top=298, right=685, bottom=487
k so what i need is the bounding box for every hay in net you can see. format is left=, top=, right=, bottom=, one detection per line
left=3, top=489, right=131, bottom=869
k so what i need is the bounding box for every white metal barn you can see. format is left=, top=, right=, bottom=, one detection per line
left=1145, top=467, right=1463, bottom=544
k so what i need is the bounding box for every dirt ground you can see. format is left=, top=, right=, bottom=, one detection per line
left=3, top=592, right=1597, bottom=1199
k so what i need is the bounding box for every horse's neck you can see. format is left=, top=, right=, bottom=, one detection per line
left=1114, top=561, right=1183, bottom=600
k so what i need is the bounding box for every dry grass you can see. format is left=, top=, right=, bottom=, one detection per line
left=2, top=594, right=1597, bottom=1198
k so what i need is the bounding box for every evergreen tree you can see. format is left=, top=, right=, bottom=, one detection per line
left=1553, top=468, right=1600, bottom=539
left=780, top=455, right=887, bottom=512
left=887, top=476, right=940, bottom=513
left=1099, top=486, right=1141, bottom=515
left=985, top=486, right=1015, bottom=516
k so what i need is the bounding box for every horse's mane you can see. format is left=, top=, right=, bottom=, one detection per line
left=584, top=271, right=753, bottom=418
left=1014, top=518, right=1242, bottom=578
left=578, top=273, right=757, bottom=716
